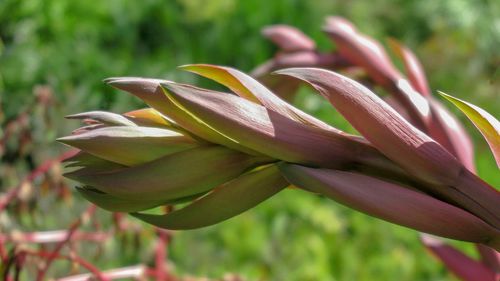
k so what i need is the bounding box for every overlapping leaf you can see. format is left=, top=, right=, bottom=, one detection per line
left=275, top=68, right=460, bottom=183
left=161, top=81, right=389, bottom=170
left=63, top=151, right=126, bottom=172
left=276, top=68, right=500, bottom=228
left=323, top=16, right=402, bottom=88
left=65, top=146, right=269, bottom=201
left=133, top=165, right=288, bottom=229
left=123, top=108, right=174, bottom=128
left=58, top=126, right=198, bottom=166
left=280, top=163, right=500, bottom=249
left=76, top=187, right=165, bottom=212
left=324, top=17, right=432, bottom=129
left=106, top=77, right=261, bottom=156
left=388, top=38, right=431, bottom=97
left=181, top=64, right=352, bottom=133
left=66, top=111, right=138, bottom=127
left=427, top=99, right=476, bottom=171
left=387, top=40, right=476, bottom=170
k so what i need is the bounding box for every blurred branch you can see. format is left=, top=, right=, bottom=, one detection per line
left=0, top=149, right=78, bottom=213
left=0, top=230, right=109, bottom=244
left=58, top=265, right=146, bottom=281
left=35, top=205, right=97, bottom=281
left=10, top=248, right=108, bottom=281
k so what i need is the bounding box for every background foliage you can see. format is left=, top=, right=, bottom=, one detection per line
left=1, top=0, right=498, bottom=280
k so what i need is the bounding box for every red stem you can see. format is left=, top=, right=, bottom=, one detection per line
left=155, top=229, right=170, bottom=281
left=0, top=149, right=78, bottom=213
left=35, top=205, right=96, bottom=281
left=18, top=249, right=109, bottom=281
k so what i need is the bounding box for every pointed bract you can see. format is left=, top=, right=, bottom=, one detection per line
left=105, top=77, right=171, bottom=112
left=66, top=111, right=138, bottom=127
left=323, top=16, right=403, bottom=88
left=421, top=234, right=497, bottom=281
left=324, top=17, right=430, bottom=128
left=133, top=165, right=288, bottom=229
left=58, top=126, right=198, bottom=166
left=65, top=146, right=269, bottom=201
left=124, top=108, right=175, bottom=128
left=76, top=187, right=165, bottom=212
left=63, top=152, right=126, bottom=173
left=388, top=38, right=431, bottom=97
left=262, top=25, right=316, bottom=52
left=440, top=91, right=500, bottom=168
left=475, top=244, right=500, bottom=274
left=106, top=77, right=261, bottom=156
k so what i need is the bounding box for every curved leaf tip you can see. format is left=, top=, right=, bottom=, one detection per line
left=439, top=91, right=500, bottom=168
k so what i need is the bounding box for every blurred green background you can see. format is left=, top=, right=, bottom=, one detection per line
left=1, top=0, right=498, bottom=280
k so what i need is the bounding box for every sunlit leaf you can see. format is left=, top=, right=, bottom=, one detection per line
left=106, top=77, right=261, bottom=155
left=439, top=91, right=500, bottom=168
left=181, top=64, right=348, bottom=132
left=161, top=81, right=388, bottom=170
left=387, top=38, right=431, bottom=97
left=123, top=108, right=175, bottom=128
left=386, top=41, right=476, bottom=170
